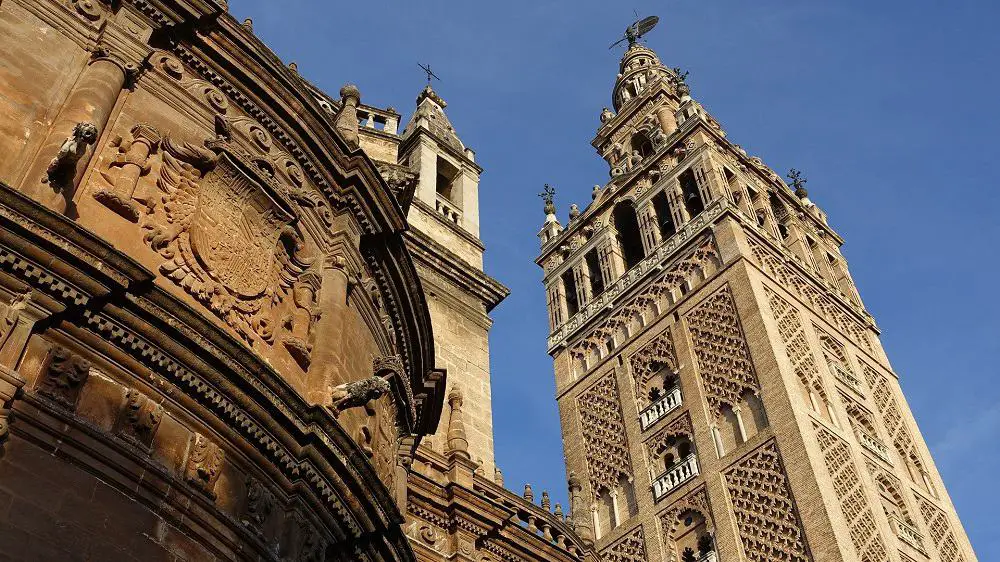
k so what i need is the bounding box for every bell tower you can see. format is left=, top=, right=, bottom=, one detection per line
left=398, top=84, right=508, bottom=473
left=537, top=21, right=977, bottom=562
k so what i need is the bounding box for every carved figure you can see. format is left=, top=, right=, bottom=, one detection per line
left=282, top=270, right=322, bottom=369
left=600, top=107, right=615, bottom=123
left=330, top=376, right=391, bottom=415
left=45, top=122, right=98, bottom=188
left=568, top=203, right=580, bottom=221
left=37, top=345, right=90, bottom=410
left=0, top=291, right=29, bottom=351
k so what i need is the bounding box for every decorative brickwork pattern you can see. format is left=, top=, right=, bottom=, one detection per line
left=748, top=238, right=873, bottom=353
left=917, top=496, right=966, bottom=562
left=765, top=287, right=827, bottom=400
left=862, top=365, right=923, bottom=472
left=601, top=524, right=648, bottom=562
left=659, top=486, right=714, bottom=537
left=629, top=327, right=678, bottom=404
left=814, top=425, right=890, bottom=562
left=685, top=285, right=761, bottom=417
left=577, top=374, right=632, bottom=493
left=724, top=441, right=812, bottom=562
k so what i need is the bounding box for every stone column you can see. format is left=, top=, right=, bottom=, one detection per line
left=637, top=201, right=661, bottom=253
left=0, top=290, right=51, bottom=448
left=668, top=179, right=691, bottom=228
left=572, top=263, right=591, bottom=307
left=25, top=52, right=134, bottom=215
left=597, top=237, right=625, bottom=282
left=656, top=104, right=677, bottom=136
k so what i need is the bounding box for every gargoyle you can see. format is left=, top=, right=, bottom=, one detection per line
left=330, top=376, right=390, bottom=416
left=45, top=122, right=98, bottom=189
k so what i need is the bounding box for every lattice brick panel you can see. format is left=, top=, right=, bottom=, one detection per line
left=724, top=441, right=812, bottom=562
left=629, top=327, right=678, bottom=400
left=685, top=285, right=760, bottom=417
left=577, top=374, right=632, bottom=493
left=766, top=287, right=827, bottom=399
left=601, top=525, right=647, bottom=562
left=815, top=425, right=890, bottom=562
left=748, top=238, right=873, bottom=353
left=917, top=496, right=966, bottom=562
left=862, top=365, right=923, bottom=470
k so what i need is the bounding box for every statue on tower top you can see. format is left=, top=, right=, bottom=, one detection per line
left=609, top=15, right=660, bottom=50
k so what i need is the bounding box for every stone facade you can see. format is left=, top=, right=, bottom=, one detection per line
left=537, top=37, right=978, bottom=562
left=0, top=0, right=444, bottom=559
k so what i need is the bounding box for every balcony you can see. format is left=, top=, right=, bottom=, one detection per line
left=652, top=455, right=699, bottom=501
left=699, top=553, right=719, bottom=562
left=829, top=361, right=864, bottom=394
left=857, top=430, right=893, bottom=465
left=888, top=513, right=927, bottom=555
left=435, top=194, right=462, bottom=226
left=639, top=386, right=682, bottom=431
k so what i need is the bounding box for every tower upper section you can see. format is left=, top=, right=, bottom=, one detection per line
left=399, top=85, right=486, bottom=268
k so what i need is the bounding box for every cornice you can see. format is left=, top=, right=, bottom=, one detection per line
left=404, top=228, right=509, bottom=313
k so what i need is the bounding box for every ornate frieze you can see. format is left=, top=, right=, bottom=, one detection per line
left=602, top=524, right=648, bottom=562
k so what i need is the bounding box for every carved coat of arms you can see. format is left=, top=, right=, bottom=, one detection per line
left=144, top=136, right=315, bottom=343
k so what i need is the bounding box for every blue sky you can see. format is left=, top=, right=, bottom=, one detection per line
left=231, top=0, right=998, bottom=556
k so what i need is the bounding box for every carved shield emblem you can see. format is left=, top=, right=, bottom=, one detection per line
left=189, top=153, right=293, bottom=298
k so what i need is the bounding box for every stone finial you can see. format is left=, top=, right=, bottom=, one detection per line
left=446, top=388, right=470, bottom=458
left=787, top=168, right=809, bottom=198
left=554, top=503, right=563, bottom=518
left=288, top=62, right=298, bottom=73
left=333, top=84, right=361, bottom=150
left=541, top=491, right=551, bottom=510
left=523, top=483, right=534, bottom=502
left=600, top=107, right=614, bottom=123
left=495, top=467, right=504, bottom=486
left=242, top=18, right=253, bottom=31
left=568, top=203, right=580, bottom=222
left=592, top=185, right=601, bottom=200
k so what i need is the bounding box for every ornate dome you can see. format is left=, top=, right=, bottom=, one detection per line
left=612, top=42, right=674, bottom=111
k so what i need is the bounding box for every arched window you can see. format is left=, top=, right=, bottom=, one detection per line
left=613, top=201, right=645, bottom=270
left=630, top=132, right=654, bottom=161
left=678, top=169, right=704, bottom=218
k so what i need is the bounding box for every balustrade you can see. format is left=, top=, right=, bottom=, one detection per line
left=435, top=193, right=462, bottom=225
left=639, top=386, right=682, bottom=431
left=355, top=105, right=399, bottom=134
left=888, top=512, right=927, bottom=554
left=830, top=361, right=864, bottom=394
left=857, top=430, right=893, bottom=465
left=652, top=455, right=699, bottom=501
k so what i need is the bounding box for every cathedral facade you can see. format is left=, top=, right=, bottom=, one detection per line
left=536, top=36, right=977, bottom=562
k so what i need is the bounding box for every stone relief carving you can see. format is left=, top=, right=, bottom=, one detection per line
left=36, top=345, right=91, bottom=410
left=602, top=525, right=647, bottom=562
left=184, top=432, right=225, bottom=497
left=94, top=123, right=162, bottom=221
left=0, top=290, right=30, bottom=351
left=241, top=476, right=276, bottom=538
left=142, top=135, right=318, bottom=345
left=917, top=496, right=966, bottom=562
left=116, top=388, right=163, bottom=449
left=281, top=270, right=321, bottom=369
